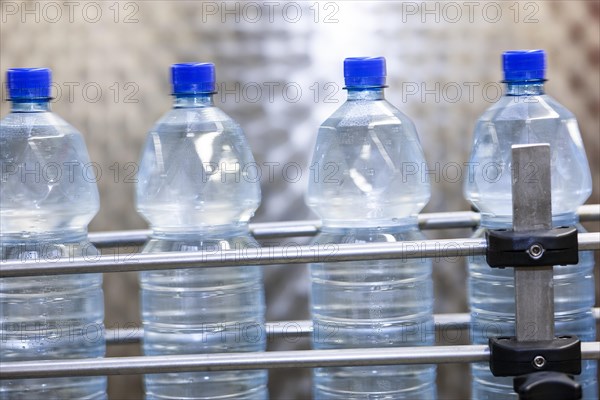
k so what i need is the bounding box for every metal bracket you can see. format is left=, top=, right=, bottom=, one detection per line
left=489, top=336, right=581, bottom=376
left=486, top=227, right=579, bottom=268
left=511, top=144, right=555, bottom=342
left=485, top=144, right=583, bottom=400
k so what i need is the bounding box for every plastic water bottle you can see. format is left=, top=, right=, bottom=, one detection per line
left=0, top=68, right=106, bottom=398
left=307, top=57, right=437, bottom=399
left=464, top=50, right=597, bottom=399
left=136, top=63, right=267, bottom=399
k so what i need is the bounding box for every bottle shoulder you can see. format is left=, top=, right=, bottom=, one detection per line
left=1, top=111, right=80, bottom=138
left=140, top=106, right=255, bottom=164
left=136, top=105, right=260, bottom=229
left=480, top=94, right=575, bottom=122
left=465, top=93, right=592, bottom=219
left=147, top=106, right=250, bottom=148
left=323, top=99, right=416, bottom=128
left=155, top=105, right=239, bottom=127
left=0, top=110, right=99, bottom=233
left=307, top=98, right=430, bottom=223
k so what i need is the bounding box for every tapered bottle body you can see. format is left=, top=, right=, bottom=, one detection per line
left=307, top=57, right=436, bottom=399
left=464, top=50, right=597, bottom=399
left=0, top=68, right=106, bottom=399
left=136, top=63, right=267, bottom=399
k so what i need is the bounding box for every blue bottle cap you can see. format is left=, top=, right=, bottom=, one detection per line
left=503, top=50, right=546, bottom=81
left=6, top=68, right=52, bottom=100
left=171, top=63, right=216, bottom=94
left=344, top=57, right=386, bottom=87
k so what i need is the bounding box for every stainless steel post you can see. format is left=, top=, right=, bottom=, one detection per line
left=512, top=144, right=554, bottom=341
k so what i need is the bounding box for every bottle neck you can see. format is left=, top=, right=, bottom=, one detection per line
left=505, top=81, right=545, bottom=96
left=10, top=99, right=51, bottom=113
left=173, top=93, right=214, bottom=108
left=346, top=87, right=385, bottom=101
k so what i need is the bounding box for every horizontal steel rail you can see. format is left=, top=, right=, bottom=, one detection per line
left=1, top=238, right=487, bottom=277
left=1, top=342, right=598, bottom=379
left=2, top=233, right=599, bottom=278
left=106, top=310, right=600, bottom=344
left=88, top=205, right=600, bottom=247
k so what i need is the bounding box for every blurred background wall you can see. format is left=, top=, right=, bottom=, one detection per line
left=1, top=1, right=598, bottom=398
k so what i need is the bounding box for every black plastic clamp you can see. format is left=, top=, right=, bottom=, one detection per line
left=489, top=336, right=583, bottom=399
left=486, top=227, right=579, bottom=268
left=489, top=336, right=582, bottom=377
left=513, top=372, right=582, bottom=400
